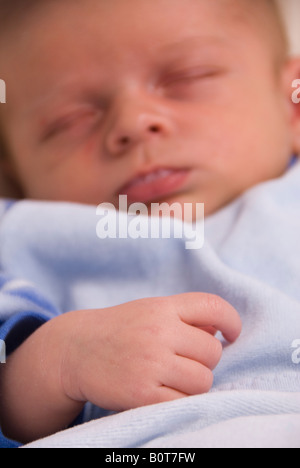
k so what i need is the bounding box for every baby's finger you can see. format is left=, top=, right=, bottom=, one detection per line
left=175, top=293, right=242, bottom=343
left=162, top=355, right=214, bottom=395
left=154, top=386, right=188, bottom=404
left=199, top=326, right=218, bottom=336
left=176, top=323, right=222, bottom=370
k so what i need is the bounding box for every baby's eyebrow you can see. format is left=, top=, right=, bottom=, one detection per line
left=155, top=35, right=230, bottom=59
left=151, top=34, right=233, bottom=72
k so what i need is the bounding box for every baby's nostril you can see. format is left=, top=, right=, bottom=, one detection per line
left=149, top=125, right=160, bottom=133
left=117, top=125, right=160, bottom=147
left=119, top=136, right=130, bottom=145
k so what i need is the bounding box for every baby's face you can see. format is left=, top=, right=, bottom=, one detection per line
left=0, top=0, right=298, bottom=215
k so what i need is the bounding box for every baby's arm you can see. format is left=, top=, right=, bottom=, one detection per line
left=0, top=293, right=242, bottom=444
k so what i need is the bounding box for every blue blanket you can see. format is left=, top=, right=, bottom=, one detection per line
left=0, top=162, right=300, bottom=448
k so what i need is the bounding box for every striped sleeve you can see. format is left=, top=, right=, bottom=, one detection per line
left=0, top=200, right=61, bottom=446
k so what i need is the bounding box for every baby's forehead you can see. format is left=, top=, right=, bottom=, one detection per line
left=0, top=0, right=285, bottom=93
left=0, top=0, right=280, bottom=35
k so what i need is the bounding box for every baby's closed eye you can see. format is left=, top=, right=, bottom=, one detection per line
left=42, top=105, right=103, bottom=141
left=158, top=65, right=226, bottom=100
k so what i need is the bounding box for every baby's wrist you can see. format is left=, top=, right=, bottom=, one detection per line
left=0, top=314, right=85, bottom=443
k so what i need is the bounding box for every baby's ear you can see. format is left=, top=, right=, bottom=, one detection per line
left=282, top=58, right=300, bottom=154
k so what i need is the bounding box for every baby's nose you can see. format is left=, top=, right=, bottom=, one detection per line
left=103, top=96, right=174, bottom=157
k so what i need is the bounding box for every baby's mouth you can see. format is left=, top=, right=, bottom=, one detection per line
left=119, top=167, right=191, bottom=204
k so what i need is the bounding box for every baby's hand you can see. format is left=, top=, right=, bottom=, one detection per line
left=62, top=293, right=242, bottom=410
left=0, top=293, right=241, bottom=443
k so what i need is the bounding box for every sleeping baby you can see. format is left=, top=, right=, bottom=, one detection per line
left=0, top=0, right=299, bottom=447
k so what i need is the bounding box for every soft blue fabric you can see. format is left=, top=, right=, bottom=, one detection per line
left=0, top=162, right=300, bottom=448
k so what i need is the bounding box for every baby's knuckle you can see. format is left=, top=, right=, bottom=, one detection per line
left=149, top=296, right=170, bottom=311
left=142, top=322, right=163, bottom=338
left=200, top=368, right=214, bottom=393
left=206, top=294, right=224, bottom=311
left=205, top=294, right=227, bottom=321
left=130, top=381, right=158, bottom=406
left=144, top=297, right=174, bottom=322
left=141, top=349, right=165, bottom=373
left=143, top=322, right=170, bottom=346
left=210, top=337, right=223, bottom=360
